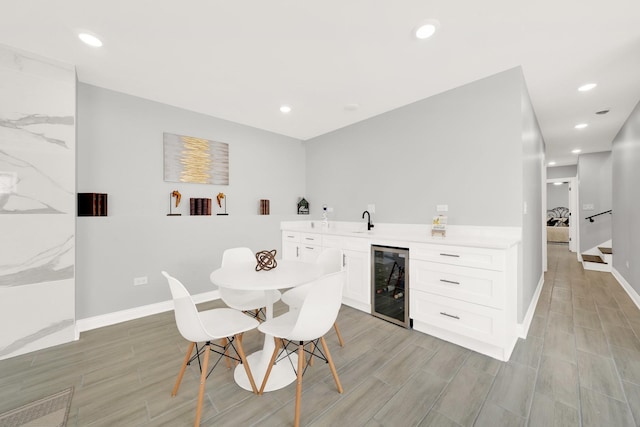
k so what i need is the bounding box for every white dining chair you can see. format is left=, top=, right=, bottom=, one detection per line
left=281, top=247, right=345, bottom=346
left=258, top=271, right=345, bottom=427
left=162, top=271, right=259, bottom=427
left=220, top=247, right=281, bottom=321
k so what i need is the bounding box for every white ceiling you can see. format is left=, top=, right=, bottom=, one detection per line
left=2, top=1, right=639, bottom=166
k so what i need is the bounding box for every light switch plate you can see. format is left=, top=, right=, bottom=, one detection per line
left=436, top=204, right=448, bottom=212
left=367, top=204, right=375, bottom=213
left=583, top=204, right=595, bottom=211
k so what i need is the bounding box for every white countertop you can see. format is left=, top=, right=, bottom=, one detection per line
left=281, top=220, right=521, bottom=249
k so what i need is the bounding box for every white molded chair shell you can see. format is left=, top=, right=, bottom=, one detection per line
left=162, top=271, right=258, bottom=342
left=219, top=247, right=281, bottom=311
left=281, top=247, right=342, bottom=308
left=259, top=271, right=345, bottom=342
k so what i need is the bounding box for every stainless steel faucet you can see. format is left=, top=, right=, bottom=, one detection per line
left=362, top=210, right=374, bottom=231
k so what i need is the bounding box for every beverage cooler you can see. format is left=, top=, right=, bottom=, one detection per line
left=371, top=245, right=409, bottom=328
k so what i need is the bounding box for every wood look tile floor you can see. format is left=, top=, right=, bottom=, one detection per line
left=2, top=244, right=640, bottom=426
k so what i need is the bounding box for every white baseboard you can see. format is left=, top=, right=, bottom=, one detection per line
left=516, top=274, right=545, bottom=339
left=75, top=290, right=220, bottom=337
left=613, top=268, right=640, bottom=310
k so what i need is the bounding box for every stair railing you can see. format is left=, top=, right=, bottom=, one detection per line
left=585, top=210, right=612, bottom=223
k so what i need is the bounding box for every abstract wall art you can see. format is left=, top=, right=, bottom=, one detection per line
left=163, top=132, right=229, bottom=185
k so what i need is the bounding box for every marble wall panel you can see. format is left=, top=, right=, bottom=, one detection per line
left=0, top=45, right=76, bottom=360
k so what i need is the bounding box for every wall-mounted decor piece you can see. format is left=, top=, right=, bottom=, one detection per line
left=78, top=193, right=108, bottom=216
left=168, top=190, right=182, bottom=216
left=163, top=132, right=229, bottom=185
left=189, top=198, right=211, bottom=215
left=259, top=199, right=270, bottom=215
left=297, top=197, right=309, bottom=215
left=216, top=192, right=228, bottom=215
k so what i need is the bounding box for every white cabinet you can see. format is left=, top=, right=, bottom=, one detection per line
left=282, top=231, right=300, bottom=260
left=280, top=231, right=371, bottom=312
left=299, top=233, right=322, bottom=262
left=342, top=247, right=371, bottom=313
left=409, top=243, right=518, bottom=361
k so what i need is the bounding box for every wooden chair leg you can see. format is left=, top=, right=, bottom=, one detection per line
left=259, top=338, right=281, bottom=394
left=308, top=341, right=315, bottom=366
left=235, top=333, right=258, bottom=394
left=221, top=337, right=232, bottom=369
left=172, top=342, right=195, bottom=397
left=334, top=322, right=345, bottom=347
left=194, top=342, right=211, bottom=427
left=294, top=341, right=305, bottom=427
left=320, top=336, right=343, bottom=393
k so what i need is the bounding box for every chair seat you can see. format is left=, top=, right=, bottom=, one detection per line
left=257, top=311, right=298, bottom=339
left=221, top=289, right=282, bottom=312
left=199, top=308, right=260, bottom=339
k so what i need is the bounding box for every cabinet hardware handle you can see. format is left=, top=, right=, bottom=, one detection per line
left=440, top=312, right=460, bottom=320
left=305, top=237, right=314, bottom=241
left=440, top=279, right=460, bottom=285
left=296, top=247, right=299, bottom=257
left=305, top=246, right=314, bottom=250
left=287, top=235, right=295, bottom=238
left=440, top=253, right=460, bottom=258
left=342, top=254, right=346, bottom=267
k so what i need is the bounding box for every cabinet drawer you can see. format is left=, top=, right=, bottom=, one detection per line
left=282, top=231, right=300, bottom=242
left=410, top=243, right=505, bottom=271
left=300, top=232, right=322, bottom=245
left=411, top=260, right=504, bottom=308
left=342, top=236, right=370, bottom=252
left=410, top=291, right=502, bottom=344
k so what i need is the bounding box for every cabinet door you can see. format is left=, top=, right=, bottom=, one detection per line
left=342, top=249, right=370, bottom=311
left=282, top=240, right=299, bottom=260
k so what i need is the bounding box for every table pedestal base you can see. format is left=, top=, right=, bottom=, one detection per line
left=234, top=350, right=298, bottom=392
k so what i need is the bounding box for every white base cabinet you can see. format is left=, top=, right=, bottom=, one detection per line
left=281, top=230, right=370, bottom=312
left=410, top=243, right=518, bottom=361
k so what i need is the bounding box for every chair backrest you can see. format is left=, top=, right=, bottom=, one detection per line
left=219, top=247, right=257, bottom=306
left=162, top=271, right=211, bottom=343
left=315, top=247, right=342, bottom=274
left=286, top=271, right=345, bottom=341
left=221, top=247, right=254, bottom=267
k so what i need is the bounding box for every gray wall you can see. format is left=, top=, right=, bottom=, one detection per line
left=304, top=67, right=544, bottom=322
left=612, top=98, right=640, bottom=291
left=547, top=182, right=569, bottom=210
left=520, top=81, right=545, bottom=321
left=304, top=68, right=523, bottom=226
left=578, top=151, right=612, bottom=252
left=547, top=165, right=577, bottom=179
left=76, top=83, right=305, bottom=319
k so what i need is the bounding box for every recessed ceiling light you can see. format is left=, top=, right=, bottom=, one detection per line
left=280, top=105, right=292, bottom=114
left=548, top=161, right=556, bottom=166
left=578, top=83, right=597, bottom=92
left=572, top=149, right=582, bottom=154
left=78, top=32, right=103, bottom=47
left=414, top=20, right=440, bottom=40
left=574, top=123, right=588, bottom=129
left=344, top=103, right=360, bottom=111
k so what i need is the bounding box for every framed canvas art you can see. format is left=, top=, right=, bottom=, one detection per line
left=163, top=132, right=229, bottom=185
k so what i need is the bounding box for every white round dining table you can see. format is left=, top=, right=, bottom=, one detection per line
left=210, top=259, right=324, bottom=392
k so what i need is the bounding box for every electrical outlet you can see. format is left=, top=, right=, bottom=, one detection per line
left=437, top=204, right=448, bottom=212
left=134, top=276, right=148, bottom=286
left=583, top=204, right=595, bottom=211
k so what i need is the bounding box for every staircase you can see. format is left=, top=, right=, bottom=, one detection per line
left=582, top=243, right=612, bottom=272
